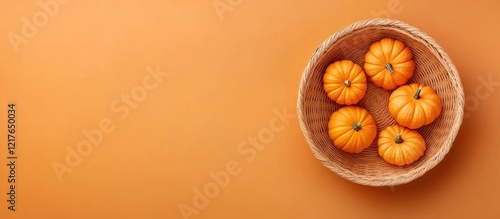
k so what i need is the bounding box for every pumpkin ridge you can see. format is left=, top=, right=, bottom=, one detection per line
left=423, top=104, right=436, bottom=125
left=328, top=127, right=342, bottom=138
left=380, top=39, right=393, bottom=62
left=369, top=70, right=386, bottom=83
left=391, top=59, right=414, bottom=68
left=335, top=129, right=355, bottom=149
left=352, top=86, right=367, bottom=97
left=324, top=83, right=341, bottom=90
left=369, top=42, right=383, bottom=59
left=406, top=141, right=425, bottom=158
left=333, top=136, right=348, bottom=150
left=388, top=39, right=398, bottom=58
left=403, top=143, right=418, bottom=157
left=347, top=62, right=359, bottom=79
left=333, top=64, right=344, bottom=84
left=327, top=84, right=344, bottom=94
left=333, top=62, right=344, bottom=76
left=383, top=74, right=396, bottom=90
left=351, top=69, right=366, bottom=83
left=389, top=41, right=404, bottom=60
left=358, top=107, right=371, bottom=124
left=420, top=98, right=441, bottom=120
left=342, top=61, right=352, bottom=79
left=324, top=68, right=339, bottom=80
left=355, top=134, right=364, bottom=152
left=412, top=104, right=426, bottom=128
left=330, top=117, right=352, bottom=128
left=391, top=46, right=411, bottom=63
left=364, top=52, right=382, bottom=65
left=393, top=146, right=402, bottom=165
left=400, top=104, right=416, bottom=126
left=337, top=107, right=352, bottom=119
left=382, top=146, right=393, bottom=162
left=392, top=62, right=414, bottom=69
left=330, top=113, right=351, bottom=126
left=399, top=146, right=408, bottom=165
left=355, top=107, right=364, bottom=120
left=361, top=131, right=374, bottom=147
left=343, top=107, right=359, bottom=123
left=364, top=113, right=376, bottom=129
left=338, top=87, right=349, bottom=104
left=324, top=74, right=341, bottom=83
left=347, top=88, right=360, bottom=100
left=395, top=71, right=406, bottom=82
left=365, top=130, right=377, bottom=145
left=378, top=140, right=388, bottom=152
left=364, top=62, right=384, bottom=71
left=389, top=97, right=406, bottom=111
left=330, top=128, right=352, bottom=139
left=386, top=126, right=397, bottom=137
left=389, top=72, right=409, bottom=86
left=327, top=89, right=341, bottom=100
left=344, top=133, right=359, bottom=151
left=424, top=94, right=442, bottom=106
left=364, top=59, right=380, bottom=66
left=367, top=50, right=381, bottom=66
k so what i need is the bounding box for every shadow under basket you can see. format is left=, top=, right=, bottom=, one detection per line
left=297, top=18, right=465, bottom=186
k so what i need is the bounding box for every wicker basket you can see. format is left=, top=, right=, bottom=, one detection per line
left=297, top=18, right=464, bottom=186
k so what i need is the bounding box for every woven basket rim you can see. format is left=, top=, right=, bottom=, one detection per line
left=297, top=18, right=465, bottom=186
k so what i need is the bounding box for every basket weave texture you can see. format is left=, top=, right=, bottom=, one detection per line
left=297, top=18, right=465, bottom=186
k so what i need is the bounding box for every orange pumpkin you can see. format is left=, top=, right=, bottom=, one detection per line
left=364, top=38, right=415, bottom=90
left=378, top=125, right=426, bottom=166
left=323, top=60, right=367, bottom=105
left=328, top=106, right=377, bottom=153
left=389, top=83, right=442, bottom=129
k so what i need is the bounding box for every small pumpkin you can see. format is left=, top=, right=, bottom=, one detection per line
left=364, top=38, right=415, bottom=90
left=389, top=83, right=442, bottom=129
left=323, top=60, right=367, bottom=105
left=328, top=106, right=377, bottom=153
left=378, top=125, right=426, bottom=166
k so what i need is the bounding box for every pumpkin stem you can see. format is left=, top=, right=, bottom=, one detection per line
left=394, top=134, right=404, bottom=144
left=414, top=86, right=423, bottom=99
left=353, top=122, right=362, bottom=132
left=385, top=63, right=394, bottom=73
left=344, top=79, right=351, bottom=87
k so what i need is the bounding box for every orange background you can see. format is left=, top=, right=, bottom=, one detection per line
left=1, top=0, right=500, bottom=218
